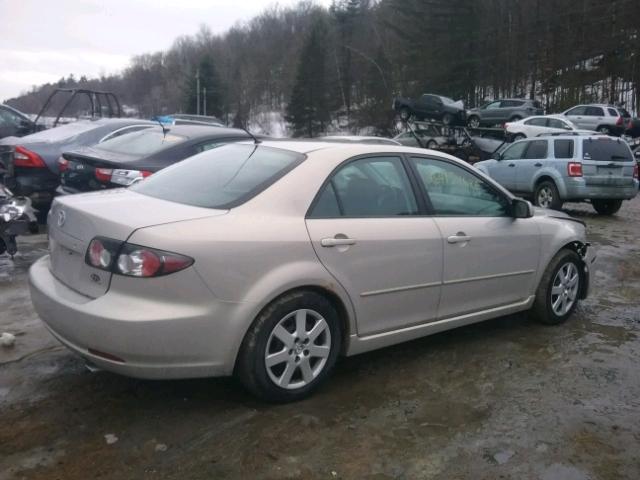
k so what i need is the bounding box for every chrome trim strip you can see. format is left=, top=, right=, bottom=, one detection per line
left=443, top=269, right=535, bottom=286
left=360, top=281, right=441, bottom=297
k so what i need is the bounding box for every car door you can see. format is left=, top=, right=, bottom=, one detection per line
left=409, top=156, right=541, bottom=318
left=564, top=106, right=588, bottom=129
left=482, top=101, right=502, bottom=124
left=584, top=106, right=605, bottom=131
left=486, top=140, right=529, bottom=190
left=522, top=117, right=548, bottom=137
left=305, top=155, right=443, bottom=336
left=547, top=118, right=573, bottom=134
left=514, top=139, right=549, bottom=192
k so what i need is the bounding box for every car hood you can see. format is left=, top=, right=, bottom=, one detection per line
left=532, top=206, right=586, bottom=226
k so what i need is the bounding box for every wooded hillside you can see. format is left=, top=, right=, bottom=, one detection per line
left=7, top=0, right=640, bottom=136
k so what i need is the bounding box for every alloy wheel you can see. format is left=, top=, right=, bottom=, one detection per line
left=264, top=309, right=331, bottom=390
left=550, top=262, right=579, bottom=316
left=537, top=186, right=554, bottom=208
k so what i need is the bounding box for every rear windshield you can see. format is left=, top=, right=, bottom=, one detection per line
left=132, top=144, right=304, bottom=208
left=582, top=138, right=633, bottom=162
left=95, top=129, right=186, bottom=156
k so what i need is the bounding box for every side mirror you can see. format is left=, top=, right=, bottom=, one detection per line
left=491, top=151, right=502, bottom=160
left=512, top=198, right=533, bottom=218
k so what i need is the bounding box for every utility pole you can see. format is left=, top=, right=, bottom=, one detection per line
left=196, top=68, right=200, bottom=115
left=203, top=87, right=207, bottom=116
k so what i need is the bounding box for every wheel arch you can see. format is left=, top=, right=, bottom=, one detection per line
left=536, top=240, right=589, bottom=301
left=533, top=172, right=567, bottom=198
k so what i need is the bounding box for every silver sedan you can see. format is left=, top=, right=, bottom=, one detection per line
left=29, top=141, right=595, bottom=402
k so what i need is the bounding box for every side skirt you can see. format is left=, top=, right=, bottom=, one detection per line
left=345, top=296, right=535, bottom=356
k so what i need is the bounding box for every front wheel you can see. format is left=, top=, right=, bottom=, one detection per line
left=235, top=291, right=342, bottom=403
left=530, top=249, right=582, bottom=325
left=442, top=113, right=454, bottom=125
left=512, top=133, right=526, bottom=141
left=399, top=107, right=411, bottom=122
left=467, top=116, right=480, bottom=128
left=597, top=125, right=611, bottom=135
left=534, top=181, right=563, bottom=210
left=592, top=199, right=622, bottom=215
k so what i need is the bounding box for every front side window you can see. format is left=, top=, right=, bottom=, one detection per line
left=523, top=140, right=548, bottom=159
left=485, top=101, right=501, bottom=110
left=566, top=106, right=587, bottom=116
left=411, top=157, right=510, bottom=217
left=309, top=157, right=418, bottom=218
left=501, top=141, right=529, bottom=160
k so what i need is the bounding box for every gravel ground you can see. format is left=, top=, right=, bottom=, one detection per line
left=0, top=198, right=639, bottom=480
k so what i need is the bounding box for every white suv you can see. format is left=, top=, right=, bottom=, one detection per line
left=561, top=104, right=629, bottom=136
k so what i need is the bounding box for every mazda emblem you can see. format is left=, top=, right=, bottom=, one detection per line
left=57, top=210, right=66, bottom=227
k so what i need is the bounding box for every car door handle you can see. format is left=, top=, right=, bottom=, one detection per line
left=508, top=163, right=515, bottom=167
left=321, top=237, right=356, bottom=247
left=534, top=162, right=543, bottom=167
left=447, top=232, right=472, bottom=244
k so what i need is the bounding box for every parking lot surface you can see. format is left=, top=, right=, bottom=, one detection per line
left=1, top=199, right=639, bottom=480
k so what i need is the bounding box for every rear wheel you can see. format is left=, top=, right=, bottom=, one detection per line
left=530, top=249, right=582, bottom=325
left=427, top=140, right=438, bottom=149
left=467, top=116, right=480, bottom=128
left=597, top=125, right=611, bottom=135
left=512, top=133, right=526, bottom=141
left=235, top=290, right=342, bottom=403
left=442, top=113, right=454, bottom=126
left=592, top=199, right=622, bottom=215
left=534, top=180, right=562, bottom=210
left=509, top=115, right=523, bottom=122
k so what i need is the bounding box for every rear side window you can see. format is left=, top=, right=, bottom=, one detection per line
left=309, top=157, right=418, bottom=218
left=607, top=108, right=618, bottom=117
left=523, top=140, right=548, bottom=159
left=582, top=139, right=633, bottom=162
left=554, top=140, right=574, bottom=159
left=548, top=118, right=570, bottom=129
left=585, top=106, right=604, bottom=116
left=133, top=144, right=304, bottom=209
left=525, top=118, right=547, bottom=127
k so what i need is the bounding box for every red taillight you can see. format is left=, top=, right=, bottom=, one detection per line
left=567, top=162, right=583, bottom=177
left=85, top=237, right=193, bottom=278
left=14, top=146, right=46, bottom=168
left=616, top=116, right=623, bottom=126
left=95, top=168, right=113, bottom=183
left=57, top=156, right=69, bottom=173
left=634, top=163, right=638, bottom=180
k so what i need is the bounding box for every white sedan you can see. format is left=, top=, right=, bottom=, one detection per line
left=506, top=115, right=595, bottom=140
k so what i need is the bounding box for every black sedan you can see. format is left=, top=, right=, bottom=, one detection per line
left=58, top=125, right=251, bottom=193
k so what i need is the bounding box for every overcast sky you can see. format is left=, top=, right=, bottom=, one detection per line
left=0, top=0, right=330, bottom=102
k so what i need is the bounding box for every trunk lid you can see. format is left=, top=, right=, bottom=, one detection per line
left=61, top=147, right=143, bottom=193
left=580, top=137, right=635, bottom=187
left=48, top=189, right=226, bottom=298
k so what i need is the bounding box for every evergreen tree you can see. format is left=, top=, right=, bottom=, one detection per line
left=286, top=18, right=331, bottom=137
left=183, top=55, right=224, bottom=117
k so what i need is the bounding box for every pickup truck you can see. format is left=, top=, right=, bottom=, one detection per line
left=393, top=93, right=466, bottom=125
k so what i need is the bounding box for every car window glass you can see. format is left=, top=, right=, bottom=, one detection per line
left=318, top=157, right=418, bottom=218
left=582, top=138, right=633, bottom=162
left=309, top=182, right=341, bottom=218
left=195, top=141, right=225, bottom=153
left=523, top=140, right=548, bottom=159
left=96, top=129, right=186, bottom=156
left=607, top=108, right=618, bottom=117
left=554, top=139, right=574, bottom=158
left=100, top=125, right=153, bottom=143
left=548, top=118, right=569, bottom=129
left=501, top=141, right=528, bottom=160
left=133, top=144, right=304, bottom=209
left=585, top=106, right=604, bottom=116
left=525, top=118, right=547, bottom=127
left=411, top=157, right=510, bottom=217
left=485, top=101, right=501, bottom=110
left=566, top=106, right=586, bottom=116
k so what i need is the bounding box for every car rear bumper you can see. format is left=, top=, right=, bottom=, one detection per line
left=29, top=255, right=251, bottom=379
left=5, top=168, right=58, bottom=206
left=564, top=178, right=639, bottom=200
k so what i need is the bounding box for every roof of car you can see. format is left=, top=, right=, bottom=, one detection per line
left=250, top=140, right=445, bottom=156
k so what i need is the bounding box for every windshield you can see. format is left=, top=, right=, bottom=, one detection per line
left=95, top=129, right=186, bottom=156
left=132, top=144, right=304, bottom=208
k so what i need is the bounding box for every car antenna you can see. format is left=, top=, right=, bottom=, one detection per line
left=155, top=118, right=168, bottom=138
left=242, top=126, right=261, bottom=144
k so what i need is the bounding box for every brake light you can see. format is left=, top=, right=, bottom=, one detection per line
left=567, top=162, right=583, bottom=177
left=616, top=116, right=623, bottom=126
left=634, top=163, right=638, bottom=180
left=110, top=169, right=153, bottom=186
left=85, top=236, right=193, bottom=277
left=95, top=168, right=113, bottom=182
left=14, top=146, right=46, bottom=168
left=57, top=156, right=69, bottom=173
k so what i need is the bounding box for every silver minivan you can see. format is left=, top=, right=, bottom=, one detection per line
left=475, top=135, right=639, bottom=214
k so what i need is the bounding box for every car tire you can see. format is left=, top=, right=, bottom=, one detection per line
left=399, top=108, right=411, bottom=122
left=467, top=116, right=480, bottom=128
left=530, top=249, right=582, bottom=325
left=596, top=125, right=611, bottom=135
left=512, top=133, right=526, bottom=141
left=534, top=180, right=562, bottom=210
left=592, top=199, right=623, bottom=215
left=442, top=113, right=454, bottom=126
left=427, top=140, right=437, bottom=149
left=509, top=115, right=522, bottom=122
left=235, top=290, right=342, bottom=403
